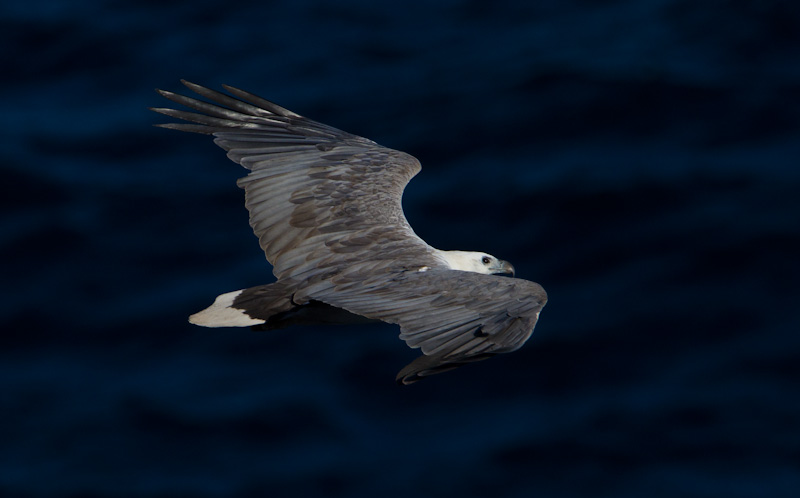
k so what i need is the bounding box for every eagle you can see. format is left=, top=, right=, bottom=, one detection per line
left=152, top=81, right=547, bottom=384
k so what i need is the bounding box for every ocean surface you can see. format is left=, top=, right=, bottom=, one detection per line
left=2, top=1, right=799, bottom=496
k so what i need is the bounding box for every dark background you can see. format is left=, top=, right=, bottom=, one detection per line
left=2, top=1, right=799, bottom=496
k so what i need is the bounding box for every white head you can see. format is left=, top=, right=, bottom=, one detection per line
left=437, top=250, right=515, bottom=276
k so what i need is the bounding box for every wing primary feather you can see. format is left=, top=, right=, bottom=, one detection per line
left=151, top=107, right=255, bottom=129
left=220, top=84, right=303, bottom=119
left=155, top=89, right=263, bottom=123
left=153, top=122, right=215, bottom=134
left=181, top=80, right=279, bottom=118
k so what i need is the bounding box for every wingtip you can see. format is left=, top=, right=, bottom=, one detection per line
left=395, top=372, right=421, bottom=386
left=149, top=106, right=177, bottom=127
left=154, top=81, right=203, bottom=98
left=395, top=352, right=497, bottom=385
left=149, top=107, right=189, bottom=121
left=180, top=79, right=204, bottom=92
left=220, top=83, right=240, bottom=94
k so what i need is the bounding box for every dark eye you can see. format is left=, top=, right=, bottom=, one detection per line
left=482, top=256, right=491, bottom=265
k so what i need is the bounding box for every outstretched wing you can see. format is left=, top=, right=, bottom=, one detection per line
left=151, top=81, right=445, bottom=281
left=300, top=268, right=547, bottom=384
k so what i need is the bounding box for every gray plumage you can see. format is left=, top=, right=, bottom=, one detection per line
left=152, top=80, right=547, bottom=384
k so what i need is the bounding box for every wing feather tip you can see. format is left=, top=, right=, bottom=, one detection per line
left=395, top=353, right=490, bottom=385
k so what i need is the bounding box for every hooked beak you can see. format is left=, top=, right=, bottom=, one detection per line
left=494, top=259, right=515, bottom=277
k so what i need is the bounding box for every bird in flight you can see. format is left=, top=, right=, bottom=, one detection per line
left=152, top=81, right=547, bottom=384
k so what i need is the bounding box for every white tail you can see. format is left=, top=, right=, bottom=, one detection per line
left=188, top=290, right=266, bottom=327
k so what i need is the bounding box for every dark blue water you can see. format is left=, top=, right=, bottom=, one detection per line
left=2, top=1, right=799, bottom=496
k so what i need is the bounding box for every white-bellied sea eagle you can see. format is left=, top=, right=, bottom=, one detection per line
left=152, top=81, right=547, bottom=384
